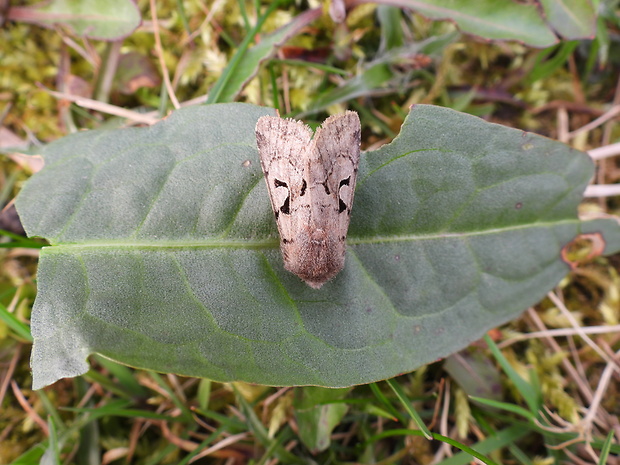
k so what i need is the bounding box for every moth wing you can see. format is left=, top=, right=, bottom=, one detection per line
left=255, top=116, right=312, bottom=238
left=312, top=111, right=361, bottom=216
left=255, top=116, right=313, bottom=173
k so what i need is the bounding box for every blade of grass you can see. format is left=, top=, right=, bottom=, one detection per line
left=297, top=62, right=394, bottom=116
left=237, top=0, right=251, bottom=31
left=149, top=372, right=195, bottom=421
left=435, top=423, right=530, bottom=465
left=350, top=101, right=396, bottom=137
left=470, top=395, right=536, bottom=420
left=83, top=369, right=137, bottom=399
left=363, top=428, right=500, bottom=465
left=598, top=430, right=614, bottom=465
left=175, top=0, right=191, bottom=36
left=206, top=0, right=285, bottom=103
left=37, top=390, right=65, bottom=433
left=0, top=301, right=33, bottom=341
left=61, top=406, right=177, bottom=422
left=93, top=354, right=147, bottom=397
left=369, top=382, right=407, bottom=424
left=176, top=425, right=229, bottom=465
left=268, top=62, right=280, bottom=113
left=193, top=405, right=247, bottom=433
left=144, top=443, right=181, bottom=465
left=377, top=5, right=405, bottom=50
left=40, top=416, right=60, bottom=465
left=75, top=379, right=100, bottom=465
left=525, top=41, right=579, bottom=84
left=272, top=58, right=350, bottom=75
left=484, top=334, right=541, bottom=414
left=233, top=385, right=306, bottom=464
left=0, top=229, right=45, bottom=248
left=385, top=378, right=432, bottom=439
left=197, top=378, right=212, bottom=411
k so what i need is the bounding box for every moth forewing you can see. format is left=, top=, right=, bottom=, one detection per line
left=255, top=116, right=311, bottom=233
left=312, top=111, right=361, bottom=218
left=255, top=111, right=361, bottom=289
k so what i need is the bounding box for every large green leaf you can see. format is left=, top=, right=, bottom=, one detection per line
left=16, top=103, right=619, bottom=389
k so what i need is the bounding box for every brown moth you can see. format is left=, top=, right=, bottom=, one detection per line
left=255, top=111, right=361, bottom=289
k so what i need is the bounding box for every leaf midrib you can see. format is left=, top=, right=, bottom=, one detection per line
left=44, top=218, right=580, bottom=251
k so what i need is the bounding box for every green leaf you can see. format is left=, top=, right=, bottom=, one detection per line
left=0, top=301, right=33, bottom=342
left=385, top=378, right=432, bottom=439
left=483, top=335, right=542, bottom=415
left=299, top=62, right=394, bottom=116
left=443, top=349, right=502, bottom=401
left=378, top=6, right=405, bottom=50
left=15, top=103, right=620, bottom=390
left=206, top=6, right=321, bottom=103
left=598, top=430, right=614, bottom=465
left=40, top=416, right=60, bottom=465
left=391, top=0, right=558, bottom=47
left=433, top=424, right=529, bottom=465
left=11, top=0, right=141, bottom=41
left=525, top=41, right=580, bottom=84
left=539, top=0, right=597, bottom=39
left=294, top=387, right=350, bottom=452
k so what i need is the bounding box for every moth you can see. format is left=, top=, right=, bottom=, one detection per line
left=255, top=111, right=361, bottom=289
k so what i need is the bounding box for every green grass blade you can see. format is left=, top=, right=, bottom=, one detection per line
left=385, top=378, right=432, bottom=439
left=0, top=301, right=32, bottom=341
left=484, top=334, right=541, bottom=414
left=435, top=423, right=529, bottom=465
left=206, top=0, right=285, bottom=104
left=369, top=382, right=407, bottom=424
left=41, top=416, right=60, bottom=465
left=93, top=355, right=147, bottom=397
left=470, top=395, right=536, bottom=420
left=363, top=428, right=500, bottom=465
left=598, top=430, right=614, bottom=465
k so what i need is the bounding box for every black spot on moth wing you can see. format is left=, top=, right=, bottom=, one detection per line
left=322, top=181, right=331, bottom=195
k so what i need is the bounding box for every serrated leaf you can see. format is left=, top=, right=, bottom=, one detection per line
left=16, top=103, right=620, bottom=389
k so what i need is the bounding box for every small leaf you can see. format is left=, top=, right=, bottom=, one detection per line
left=392, top=0, right=558, bottom=47
left=443, top=349, right=502, bottom=401
left=15, top=103, right=620, bottom=389
left=9, top=0, right=141, bottom=41
left=115, top=52, right=161, bottom=95
left=539, top=0, right=596, bottom=40
left=207, top=7, right=321, bottom=103
left=294, top=387, right=350, bottom=452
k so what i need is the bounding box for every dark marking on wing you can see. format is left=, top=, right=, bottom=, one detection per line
left=338, top=176, right=351, bottom=213
left=322, top=181, right=331, bottom=195
left=274, top=178, right=290, bottom=215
